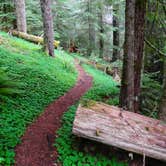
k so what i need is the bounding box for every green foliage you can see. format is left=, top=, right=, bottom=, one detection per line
left=0, top=0, right=15, bottom=31
left=55, top=62, right=123, bottom=166
left=82, top=64, right=119, bottom=105
left=141, top=74, right=162, bottom=118
left=26, top=0, right=43, bottom=35
left=0, top=32, right=77, bottom=165
left=0, top=67, right=22, bottom=96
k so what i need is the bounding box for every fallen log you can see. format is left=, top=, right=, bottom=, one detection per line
left=11, top=30, right=60, bottom=48
left=72, top=102, right=166, bottom=161
left=79, top=59, right=121, bottom=83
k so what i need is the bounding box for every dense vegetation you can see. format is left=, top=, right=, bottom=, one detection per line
left=0, top=32, right=77, bottom=165
left=0, top=0, right=166, bottom=165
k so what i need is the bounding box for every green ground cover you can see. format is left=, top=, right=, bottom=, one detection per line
left=0, top=32, right=77, bottom=165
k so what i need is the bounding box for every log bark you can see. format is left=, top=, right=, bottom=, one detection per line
left=14, top=0, right=27, bottom=33
left=11, top=30, right=59, bottom=48
left=73, top=102, right=166, bottom=161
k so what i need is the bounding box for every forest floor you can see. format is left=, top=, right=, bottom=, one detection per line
left=14, top=62, right=93, bottom=166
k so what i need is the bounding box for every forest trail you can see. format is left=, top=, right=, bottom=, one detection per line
left=14, top=62, right=93, bottom=166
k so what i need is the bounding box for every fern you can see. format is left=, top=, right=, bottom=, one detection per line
left=0, top=68, right=22, bottom=96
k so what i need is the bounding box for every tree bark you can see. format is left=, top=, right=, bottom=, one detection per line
left=87, top=0, right=95, bottom=56
left=134, top=0, right=147, bottom=112
left=73, top=103, right=166, bottom=161
left=40, top=0, right=54, bottom=57
left=14, top=0, right=27, bottom=33
left=159, top=58, right=166, bottom=122
left=112, top=4, right=120, bottom=62
left=98, top=3, right=104, bottom=58
left=120, top=0, right=135, bottom=112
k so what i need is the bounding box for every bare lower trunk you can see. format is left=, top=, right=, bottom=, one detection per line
left=14, top=0, right=27, bottom=33
left=112, top=4, right=120, bottom=62
left=159, top=58, right=166, bottom=122
left=120, top=0, right=135, bottom=112
left=40, top=0, right=54, bottom=57
left=134, top=0, right=147, bottom=113
left=159, top=83, right=166, bottom=122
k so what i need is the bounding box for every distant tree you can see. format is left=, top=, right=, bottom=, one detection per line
left=120, top=0, right=135, bottom=112
left=87, top=0, right=96, bottom=56
left=40, top=0, right=54, bottom=57
left=112, top=3, right=120, bottom=62
left=14, top=0, right=27, bottom=32
left=98, top=1, right=104, bottom=58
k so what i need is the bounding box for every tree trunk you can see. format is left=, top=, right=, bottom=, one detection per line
left=87, top=0, right=95, bottom=56
left=120, top=0, right=135, bottom=112
left=134, top=0, right=147, bottom=112
left=40, top=0, right=54, bottom=57
left=112, top=4, right=120, bottom=62
left=159, top=58, right=166, bottom=122
left=99, top=3, right=104, bottom=58
left=14, top=0, right=27, bottom=33
left=159, top=82, right=166, bottom=122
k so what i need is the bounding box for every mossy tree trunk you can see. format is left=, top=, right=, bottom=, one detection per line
left=40, top=0, right=54, bottom=57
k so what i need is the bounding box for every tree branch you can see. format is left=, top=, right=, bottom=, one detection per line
left=144, top=39, right=166, bottom=57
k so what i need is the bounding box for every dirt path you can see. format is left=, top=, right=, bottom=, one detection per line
left=14, top=62, right=93, bottom=166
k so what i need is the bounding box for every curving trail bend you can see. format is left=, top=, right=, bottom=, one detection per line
left=14, top=62, right=93, bottom=166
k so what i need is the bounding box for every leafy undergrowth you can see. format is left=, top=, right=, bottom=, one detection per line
left=0, top=32, right=77, bottom=165
left=55, top=65, right=126, bottom=166
left=82, top=64, right=119, bottom=105
left=141, top=74, right=162, bottom=119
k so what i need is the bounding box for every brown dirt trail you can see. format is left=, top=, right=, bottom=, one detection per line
left=14, top=62, right=93, bottom=166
